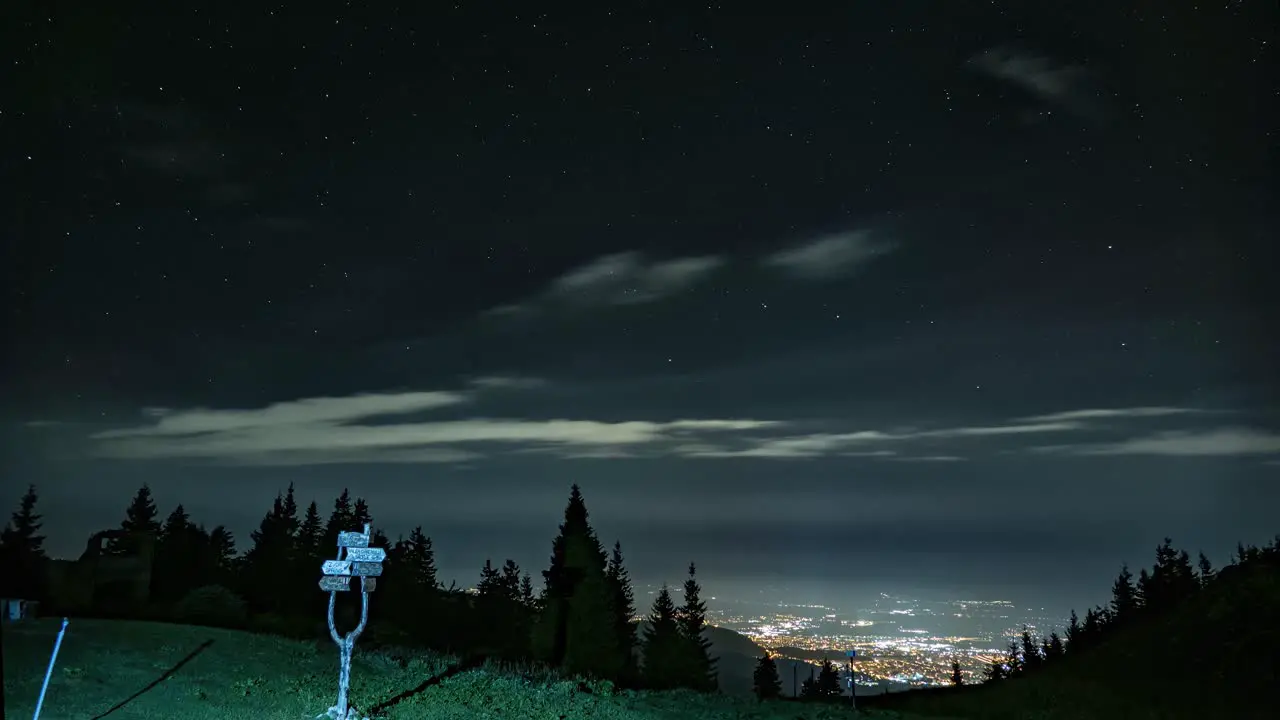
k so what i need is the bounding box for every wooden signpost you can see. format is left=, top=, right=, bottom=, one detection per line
left=316, top=523, right=384, bottom=720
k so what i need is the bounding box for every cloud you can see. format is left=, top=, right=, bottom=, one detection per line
left=467, top=375, right=549, bottom=391
left=761, top=230, right=896, bottom=280
left=484, top=251, right=725, bottom=319
left=673, top=421, right=1079, bottom=459
left=967, top=46, right=1105, bottom=123
left=1030, top=428, right=1280, bottom=457
left=890, top=455, right=967, bottom=463
left=89, top=388, right=782, bottom=465
left=1015, top=407, right=1209, bottom=424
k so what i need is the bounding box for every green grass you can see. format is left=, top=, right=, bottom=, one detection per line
left=3, top=618, right=932, bottom=720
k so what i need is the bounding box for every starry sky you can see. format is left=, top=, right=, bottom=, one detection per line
left=3, top=2, right=1277, bottom=617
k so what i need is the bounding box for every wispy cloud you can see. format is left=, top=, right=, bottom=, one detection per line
left=467, top=375, right=549, bottom=391
left=967, top=45, right=1106, bottom=123
left=1031, top=428, right=1280, bottom=457
left=891, top=455, right=967, bottom=463
left=761, top=230, right=897, bottom=280
left=1015, top=407, right=1209, bottom=424
left=483, top=251, right=724, bottom=319
left=89, top=385, right=782, bottom=466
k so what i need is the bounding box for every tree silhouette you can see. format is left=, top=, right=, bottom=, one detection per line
left=0, top=484, right=48, bottom=600
left=752, top=653, right=783, bottom=700
left=983, top=659, right=1006, bottom=682
left=950, top=659, right=965, bottom=685
left=606, top=541, right=639, bottom=683
left=1020, top=627, right=1043, bottom=672
left=676, top=562, right=718, bottom=692
left=1196, top=551, right=1215, bottom=587
left=532, top=484, right=618, bottom=681
left=107, top=484, right=161, bottom=556
left=815, top=658, right=843, bottom=698
left=321, top=489, right=355, bottom=553
left=1110, top=563, right=1139, bottom=624
left=641, top=584, right=684, bottom=690
left=1004, top=638, right=1023, bottom=676
left=151, top=504, right=194, bottom=604
left=1064, top=609, right=1081, bottom=652
left=241, top=488, right=298, bottom=614
left=1043, top=631, right=1065, bottom=661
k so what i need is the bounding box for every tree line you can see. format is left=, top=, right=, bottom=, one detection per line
left=936, top=536, right=1280, bottom=686
left=0, top=482, right=718, bottom=693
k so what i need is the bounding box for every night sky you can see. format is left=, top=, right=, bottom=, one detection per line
left=4, top=3, right=1277, bottom=617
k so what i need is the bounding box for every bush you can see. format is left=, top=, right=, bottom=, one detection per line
left=173, top=584, right=248, bottom=628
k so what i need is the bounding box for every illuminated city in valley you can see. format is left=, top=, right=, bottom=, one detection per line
left=639, top=585, right=1059, bottom=689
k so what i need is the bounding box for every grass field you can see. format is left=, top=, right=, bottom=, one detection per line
left=3, top=618, right=936, bottom=720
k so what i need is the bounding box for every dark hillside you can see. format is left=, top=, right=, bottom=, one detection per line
left=860, top=558, right=1280, bottom=719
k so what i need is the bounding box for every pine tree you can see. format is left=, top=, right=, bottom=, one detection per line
left=1020, top=627, right=1043, bottom=672
left=151, top=504, right=195, bottom=604
left=241, top=489, right=297, bottom=614
left=606, top=541, right=639, bottom=682
left=641, top=585, right=684, bottom=690
left=1004, top=638, right=1023, bottom=676
left=950, top=659, right=965, bottom=686
left=321, top=489, right=355, bottom=552
left=815, top=658, right=843, bottom=698
left=1110, top=564, right=1139, bottom=623
left=351, top=497, right=372, bottom=531
left=1064, top=609, right=1081, bottom=652
left=107, top=484, right=162, bottom=556
left=983, top=659, right=1006, bottom=682
left=752, top=653, right=783, bottom=700
left=403, top=527, right=439, bottom=591
left=1045, top=631, right=1065, bottom=660
left=0, top=484, right=48, bottom=599
left=1196, top=551, right=1215, bottom=587
left=519, top=572, right=536, bottom=610
left=532, top=484, right=616, bottom=680
left=676, top=562, right=718, bottom=692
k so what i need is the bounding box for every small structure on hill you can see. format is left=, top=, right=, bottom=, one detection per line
left=46, top=529, right=154, bottom=614
left=1, top=597, right=39, bottom=621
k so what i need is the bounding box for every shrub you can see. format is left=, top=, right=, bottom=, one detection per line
left=173, top=584, right=248, bottom=628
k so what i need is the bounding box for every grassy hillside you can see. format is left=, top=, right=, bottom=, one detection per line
left=3, top=617, right=927, bottom=720
left=859, top=561, right=1280, bottom=720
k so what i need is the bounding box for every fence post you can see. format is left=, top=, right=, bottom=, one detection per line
left=315, top=523, right=384, bottom=720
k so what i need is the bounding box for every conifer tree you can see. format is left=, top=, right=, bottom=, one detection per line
left=1020, top=627, right=1043, bottom=672
left=152, top=504, right=194, bottom=604
left=241, top=489, right=297, bottom=614
left=321, top=489, right=355, bottom=551
left=1064, top=609, right=1081, bottom=651
left=983, top=659, right=1006, bottom=682
left=519, top=572, right=536, bottom=610
left=0, top=484, right=48, bottom=599
left=352, top=496, right=372, bottom=531
left=1110, top=563, right=1139, bottom=623
left=1004, top=639, right=1023, bottom=676
left=403, top=527, right=439, bottom=592
left=676, top=562, right=718, bottom=692
left=950, top=659, right=965, bottom=685
left=641, top=584, right=684, bottom=690
left=1196, top=551, right=1215, bottom=587
left=532, top=484, right=616, bottom=680
left=107, top=484, right=162, bottom=555
left=1046, top=631, right=1065, bottom=659
left=753, top=653, right=783, bottom=700
left=815, top=658, right=843, bottom=698
left=606, top=541, right=639, bottom=682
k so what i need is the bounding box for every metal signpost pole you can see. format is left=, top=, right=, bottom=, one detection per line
left=316, top=523, right=384, bottom=720
left=847, top=649, right=857, bottom=711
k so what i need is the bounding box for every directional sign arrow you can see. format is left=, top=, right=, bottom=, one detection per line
left=344, top=547, right=386, bottom=563
left=337, top=531, right=370, bottom=548
left=350, top=562, right=383, bottom=577
left=321, top=560, right=352, bottom=576
left=319, top=576, right=351, bottom=592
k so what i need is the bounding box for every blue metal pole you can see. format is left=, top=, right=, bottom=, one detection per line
left=32, top=618, right=69, bottom=720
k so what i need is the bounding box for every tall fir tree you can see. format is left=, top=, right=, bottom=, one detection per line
left=951, top=659, right=965, bottom=685
left=1020, top=627, right=1043, bottom=672
left=1110, top=563, right=1139, bottom=623
left=321, top=489, right=355, bottom=553
left=151, top=504, right=195, bottom=604
left=983, top=659, right=1006, bottom=682
left=752, top=653, right=783, bottom=700
left=1064, top=609, right=1081, bottom=652
left=676, top=562, right=718, bottom=692
left=107, top=484, right=162, bottom=556
left=815, top=658, right=843, bottom=698
left=640, top=584, right=684, bottom=690
left=532, top=484, right=618, bottom=681
left=606, top=541, right=639, bottom=682
left=0, top=484, right=48, bottom=599
left=1004, top=639, right=1023, bottom=676
left=241, top=489, right=297, bottom=614
left=1045, top=631, right=1065, bottom=660
left=1196, top=551, right=1215, bottom=588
